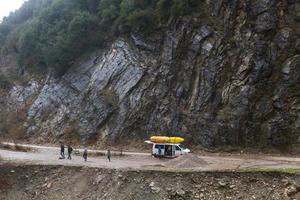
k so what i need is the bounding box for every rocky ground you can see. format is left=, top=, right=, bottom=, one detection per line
left=0, top=164, right=299, bottom=200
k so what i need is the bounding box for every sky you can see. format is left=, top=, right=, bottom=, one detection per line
left=0, top=0, right=26, bottom=20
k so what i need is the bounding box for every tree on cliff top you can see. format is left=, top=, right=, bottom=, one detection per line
left=0, top=0, right=203, bottom=75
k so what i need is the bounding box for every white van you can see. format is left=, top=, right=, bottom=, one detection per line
left=145, top=141, right=190, bottom=158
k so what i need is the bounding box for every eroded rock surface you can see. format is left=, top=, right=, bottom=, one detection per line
left=1, top=0, right=299, bottom=148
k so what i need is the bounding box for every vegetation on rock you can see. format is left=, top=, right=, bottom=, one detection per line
left=0, top=0, right=203, bottom=75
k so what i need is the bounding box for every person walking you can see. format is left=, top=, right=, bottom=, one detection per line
left=60, top=142, right=65, bottom=159
left=83, top=148, right=88, bottom=162
left=67, top=145, right=73, bottom=160
left=107, top=149, right=111, bottom=162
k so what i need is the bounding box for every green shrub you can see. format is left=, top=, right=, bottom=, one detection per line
left=0, top=0, right=205, bottom=76
left=127, top=9, right=156, bottom=32
left=0, top=75, right=12, bottom=89
left=99, top=0, right=121, bottom=22
left=155, top=0, right=173, bottom=22
left=0, top=74, right=21, bottom=90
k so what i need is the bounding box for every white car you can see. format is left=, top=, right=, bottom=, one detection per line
left=145, top=141, right=190, bottom=158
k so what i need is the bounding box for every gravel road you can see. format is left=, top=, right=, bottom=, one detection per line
left=0, top=142, right=299, bottom=172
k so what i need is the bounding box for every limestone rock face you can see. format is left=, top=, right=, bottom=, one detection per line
left=24, top=41, right=145, bottom=141
left=1, top=0, right=299, bottom=147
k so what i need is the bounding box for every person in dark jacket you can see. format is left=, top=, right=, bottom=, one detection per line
left=107, top=149, right=111, bottom=162
left=60, top=142, right=65, bottom=159
left=67, top=145, right=73, bottom=160
left=83, top=148, right=88, bottom=162
left=158, top=145, right=162, bottom=156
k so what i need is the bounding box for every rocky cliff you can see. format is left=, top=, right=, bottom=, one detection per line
left=1, top=0, right=300, bottom=148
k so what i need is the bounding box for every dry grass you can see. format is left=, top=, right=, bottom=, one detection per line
left=61, top=120, right=81, bottom=145
left=242, top=168, right=299, bottom=174
left=0, top=108, right=28, bottom=141
left=7, top=125, right=26, bottom=140
left=97, top=87, right=119, bottom=109
left=87, top=150, right=125, bottom=157
left=0, top=143, right=32, bottom=152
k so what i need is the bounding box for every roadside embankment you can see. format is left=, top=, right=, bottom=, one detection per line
left=0, top=164, right=299, bottom=200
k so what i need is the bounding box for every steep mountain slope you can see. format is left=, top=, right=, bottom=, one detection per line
left=0, top=0, right=299, bottom=149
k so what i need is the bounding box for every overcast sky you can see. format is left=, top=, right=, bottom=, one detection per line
left=0, top=0, right=26, bottom=20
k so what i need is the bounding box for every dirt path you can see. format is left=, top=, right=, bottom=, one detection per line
left=0, top=142, right=299, bottom=172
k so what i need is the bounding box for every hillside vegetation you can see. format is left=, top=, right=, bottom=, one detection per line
left=0, top=0, right=203, bottom=75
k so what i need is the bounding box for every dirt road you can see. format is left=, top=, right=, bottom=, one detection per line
left=0, top=142, right=299, bottom=172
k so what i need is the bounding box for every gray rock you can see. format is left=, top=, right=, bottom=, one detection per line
left=251, top=0, right=276, bottom=15
left=218, top=180, right=227, bottom=187
left=275, top=28, right=292, bottom=49
left=210, top=0, right=223, bottom=16
left=131, top=33, right=157, bottom=52
left=151, top=186, right=161, bottom=193
left=94, top=174, right=105, bottom=184
left=285, top=185, right=297, bottom=196
left=255, top=11, right=277, bottom=32
left=1, top=1, right=299, bottom=149
left=8, top=80, right=40, bottom=111
left=149, top=182, right=155, bottom=187
left=175, top=189, right=186, bottom=196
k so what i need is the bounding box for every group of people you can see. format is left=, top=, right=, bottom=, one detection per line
left=60, top=143, right=73, bottom=160
left=59, top=142, right=111, bottom=162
